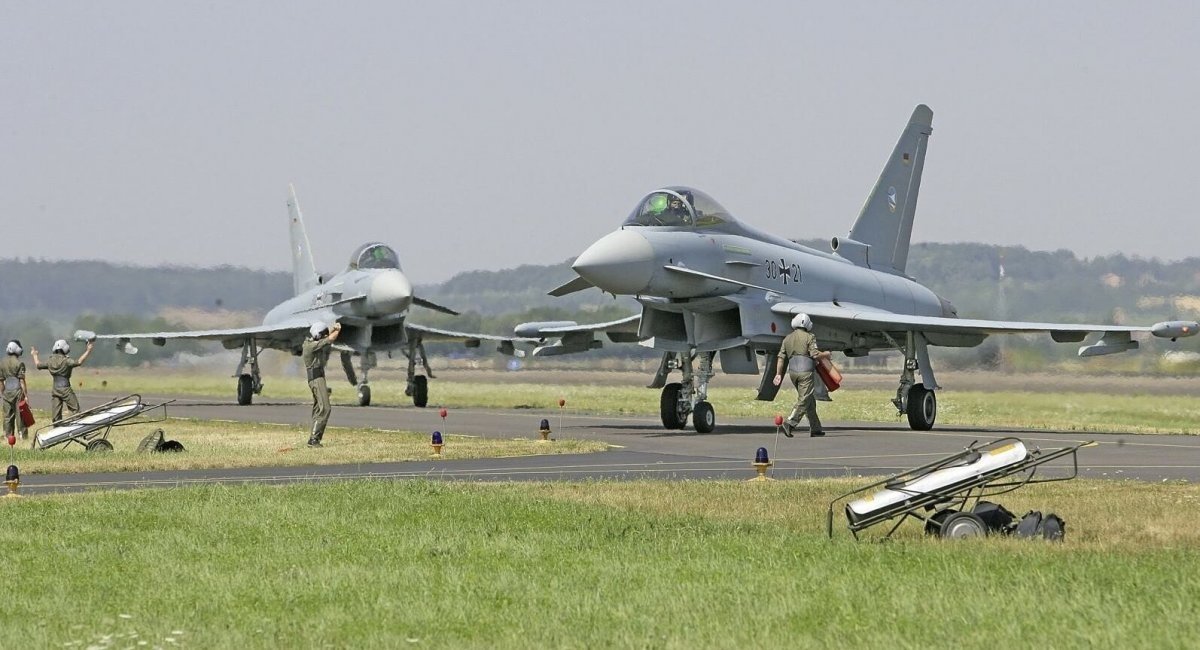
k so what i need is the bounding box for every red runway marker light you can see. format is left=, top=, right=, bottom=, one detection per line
left=558, top=398, right=566, bottom=407
left=6, top=435, right=14, bottom=447
left=774, top=415, right=784, bottom=427
left=439, top=408, right=448, bottom=418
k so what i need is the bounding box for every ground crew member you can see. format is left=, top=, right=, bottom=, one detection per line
left=773, top=314, right=831, bottom=437
left=1, top=340, right=30, bottom=440
left=31, top=339, right=95, bottom=423
left=302, top=321, right=341, bottom=447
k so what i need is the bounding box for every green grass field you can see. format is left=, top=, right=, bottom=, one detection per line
left=35, top=368, right=1200, bottom=435
left=2, top=479, right=1197, bottom=648
left=10, top=407, right=608, bottom=475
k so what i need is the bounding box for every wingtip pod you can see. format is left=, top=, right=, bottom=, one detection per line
left=73, top=330, right=96, bottom=342
left=1151, top=321, right=1199, bottom=339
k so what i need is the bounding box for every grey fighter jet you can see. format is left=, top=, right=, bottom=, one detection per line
left=82, top=185, right=527, bottom=407
left=517, top=105, right=1199, bottom=433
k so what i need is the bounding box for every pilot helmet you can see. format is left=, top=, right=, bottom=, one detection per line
left=52, top=339, right=70, bottom=354
left=647, top=193, right=669, bottom=214
left=791, top=313, right=813, bottom=331
left=309, top=322, right=330, bottom=340
left=6, top=340, right=22, bottom=355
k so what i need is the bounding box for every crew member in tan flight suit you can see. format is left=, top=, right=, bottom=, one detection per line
left=302, top=321, right=341, bottom=447
left=1, top=340, right=30, bottom=440
left=31, top=338, right=95, bottom=423
left=773, top=314, right=831, bottom=437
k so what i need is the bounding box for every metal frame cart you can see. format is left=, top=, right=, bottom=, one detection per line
left=827, top=437, right=1090, bottom=540
left=32, top=394, right=174, bottom=452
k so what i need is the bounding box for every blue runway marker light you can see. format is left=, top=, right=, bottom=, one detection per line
left=750, top=447, right=774, bottom=482
left=4, top=464, right=20, bottom=498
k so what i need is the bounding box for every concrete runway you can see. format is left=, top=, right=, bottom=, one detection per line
left=16, top=389, right=1200, bottom=495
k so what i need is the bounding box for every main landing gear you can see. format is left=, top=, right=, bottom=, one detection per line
left=889, top=331, right=939, bottom=430
left=652, top=350, right=716, bottom=433
left=235, top=339, right=264, bottom=405
left=403, top=336, right=432, bottom=408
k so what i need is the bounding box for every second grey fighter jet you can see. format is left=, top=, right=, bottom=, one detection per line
left=83, top=186, right=527, bottom=407
left=518, top=105, right=1198, bottom=433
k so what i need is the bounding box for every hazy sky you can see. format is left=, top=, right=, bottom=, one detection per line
left=4, top=2, right=1197, bottom=283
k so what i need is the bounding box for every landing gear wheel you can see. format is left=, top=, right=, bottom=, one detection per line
left=412, top=375, right=428, bottom=408
left=939, top=512, right=987, bottom=539
left=86, top=439, right=114, bottom=453
left=357, top=385, right=371, bottom=407
left=236, top=374, right=254, bottom=406
left=659, top=383, right=688, bottom=430
left=906, top=383, right=937, bottom=431
left=693, top=401, right=715, bottom=433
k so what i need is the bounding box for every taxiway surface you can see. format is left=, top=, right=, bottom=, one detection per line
left=18, top=389, right=1200, bottom=495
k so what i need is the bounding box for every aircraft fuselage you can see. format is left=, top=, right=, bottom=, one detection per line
left=574, top=225, right=951, bottom=356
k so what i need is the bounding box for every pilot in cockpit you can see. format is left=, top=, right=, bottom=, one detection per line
left=646, top=193, right=691, bottom=226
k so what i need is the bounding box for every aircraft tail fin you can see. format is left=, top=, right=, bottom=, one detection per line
left=842, top=104, right=933, bottom=274
left=287, top=184, right=321, bottom=296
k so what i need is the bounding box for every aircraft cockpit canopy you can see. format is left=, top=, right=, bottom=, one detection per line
left=622, top=187, right=734, bottom=229
left=349, top=243, right=401, bottom=270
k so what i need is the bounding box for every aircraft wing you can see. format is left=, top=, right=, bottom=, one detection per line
left=770, top=301, right=1198, bottom=356
left=511, top=314, right=642, bottom=356
left=77, top=320, right=314, bottom=354
left=404, top=323, right=537, bottom=357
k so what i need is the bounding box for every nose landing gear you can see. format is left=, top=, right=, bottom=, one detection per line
left=653, top=350, right=716, bottom=433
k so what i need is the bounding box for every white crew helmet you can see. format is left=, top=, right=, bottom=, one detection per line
left=5, top=340, right=21, bottom=355
left=52, top=339, right=70, bottom=354
left=791, top=313, right=813, bottom=331
left=309, top=322, right=330, bottom=340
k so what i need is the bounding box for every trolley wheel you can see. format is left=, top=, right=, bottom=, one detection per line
left=659, top=383, right=688, bottom=430
left=939, top=512, right=987, bottom=539
left=906, top=384, right=937, bottom=431
left=357, top=385, right=371, bottom=407
left=924, top=509, right=958, bottom=536
left=237, top=374, right=254, bottom=406
left=86, top=439, right=114, bottom=453
left=693, top=401, right=715, bottom=433
left=411, top=375, right=428, bottom=408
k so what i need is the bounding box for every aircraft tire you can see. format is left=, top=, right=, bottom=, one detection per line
left=237, top=374, right=254, bottom=406
left=693, top=401, right=715, bottom=433
left=86, top=438, right=114, bottom=453
left=357, top=385, right=371, bottom=407
left=906, top=383, right=936, bottom=430
left=659, top=383, right=688, bottom=429
left=938, top=512, right=987, bottom=539
left=412, top=375, right=428, bottom=408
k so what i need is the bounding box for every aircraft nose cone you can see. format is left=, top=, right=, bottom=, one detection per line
left=367, top=270, right=413, bottom=315
left=572, top=230, right=654, bottom=294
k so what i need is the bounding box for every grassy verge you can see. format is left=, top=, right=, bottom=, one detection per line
left=9, top=409, right=608, bottom=475
left=2, top=479, right=1197, bottom=648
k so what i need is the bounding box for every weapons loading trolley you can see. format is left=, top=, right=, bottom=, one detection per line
left=32, top=394, right=175, bottom=452
left=827, top=437, right=1092, bottom=540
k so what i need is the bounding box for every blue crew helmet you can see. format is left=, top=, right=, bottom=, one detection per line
left=791, top=313, right=812, bottom=331
left=52, top=339, right=70, bottom=354
left=309, top=322, right=330, bottom=340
